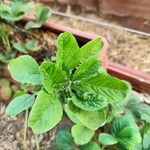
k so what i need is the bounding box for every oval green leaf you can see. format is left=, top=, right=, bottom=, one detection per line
left=71, top=124, right=95, bottom=145
left=5, top=94, right=35, bottom=117
left=28, top=89, right=62, bottom=134
left=8, top=55, right=42, bottom=84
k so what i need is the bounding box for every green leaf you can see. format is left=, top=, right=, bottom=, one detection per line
left=8, top=55, right=42, bottom=84
left=71, top=94, right=107, bottom=111
left=71, top=83, right=108, bottom=111
left=39, top=61, right=67, bottom=92
left=111, top=115, right=141, bottom=149
left=79, top=141, right=101, bottom=150
left=141, top=123, right=150, bottom=136
left=25, top=21, right=42, bottom=30
left=25, top=4, right=50, bottom=30
left=25, top=39, right=38, bottom=51
left=68, top=101, right=106, bottom=130
left=64, top=104, right=81, bottom=124
left=0, top=1, right=30, bottom=22
left=126, top=95, right=150, bottom=122
left=54, top=130, right=74, bottom=150
left=5, top=94, right=35, bottom=117
left=132, top=144, right=142, bottom=150
left=28, top=89, right=62, bottom=134
left=11, top=1, right=30, bottom=20
left=80, top=38, right=103, bottom=62
left=83, top=74, right=131, bottom=103
left=13, top=42, right=28, bottom=53
left=56, top=32, right=80, bottom=70
left=71, top=124, right=95, bottom=145
left=35, top=4, right=51, bottom=23
left=13, top=39, right=38, bottom=53
left=73, top=57, right=100, bottom=80
left=0, top=4, right=12, bottom=21
left=117, top=127, right=141, bottom=149
left=143, top=131, right=150, bottom=150
left=99, top=133, right=118, bottom=145
left=111, top=115, right=137, bottom=136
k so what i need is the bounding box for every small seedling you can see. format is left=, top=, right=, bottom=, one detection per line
left=0, top=1, right=51, bottom=62
left=25, top=4, right=51, bottom=30
left=0, top=0, right=30, bottom=22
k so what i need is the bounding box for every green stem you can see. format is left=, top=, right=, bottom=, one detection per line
left=2, top=37, right=7, bottom=49
left=23, top=109, right=28, bottom=150
left=6, top=37, right=11, bottom=51
left=35, top=134, right=40, bottom=150
left=101, top=145, right=106, bottom=150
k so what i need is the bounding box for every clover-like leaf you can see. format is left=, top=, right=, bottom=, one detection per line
left=111, top=115, right=142, bottom=149
left=126, top=95, right=150, bottom=122
left=71, top=124, right=95, bottom=145
left=53, top=130, right=75, bottom=150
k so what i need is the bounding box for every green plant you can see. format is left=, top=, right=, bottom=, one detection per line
left=53, top=129, right=100, bottom=150
left=25, top=3, right=51, bottom=30
left=0, top=0, right=30, bottom=22
left=5, top=32, right=150, bottom=149
left=0, top=24, right=11, bottom=51
left=13, top=39, right=39, bottom=53
left=0, top=0, right=51, bottom=62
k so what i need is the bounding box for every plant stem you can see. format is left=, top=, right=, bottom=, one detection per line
left=23, top=109, right=28, bottom=150
left=35, top=134, right=40, bottom=150
left=2, top=37, right=7, bottom=49
left=6, top=37, right=11, bottom=51
left=101, top=145, right=106, bottom=150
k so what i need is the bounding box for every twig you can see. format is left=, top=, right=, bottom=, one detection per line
left=35, top=134, right=40, bottom=150
left=23, top=109, right=29, bottom=150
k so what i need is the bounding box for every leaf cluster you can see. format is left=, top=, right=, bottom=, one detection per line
left=0, top=1, right=30, bottom=22
left=5, top=32, right=150, bottom=150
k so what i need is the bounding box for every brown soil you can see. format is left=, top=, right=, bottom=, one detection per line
left=49, top=15, right=150, bottom=74
left=0, top=102, right=57, bottom=150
